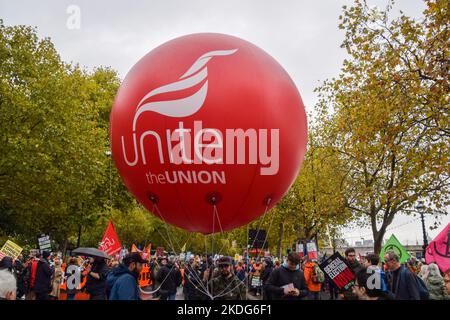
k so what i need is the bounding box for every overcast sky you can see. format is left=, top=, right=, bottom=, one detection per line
left=1, top=0, right=448, bottom=245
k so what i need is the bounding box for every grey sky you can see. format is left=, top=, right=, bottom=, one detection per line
left=1, top=0, right=447, bottom=244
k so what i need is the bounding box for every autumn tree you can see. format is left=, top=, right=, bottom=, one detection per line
left=315, top=0, right=449, bottom=253
left=0, top=21, right=133, bottom=248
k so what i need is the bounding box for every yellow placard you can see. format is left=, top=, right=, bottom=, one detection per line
left=0, top=240, right=23, bottom=260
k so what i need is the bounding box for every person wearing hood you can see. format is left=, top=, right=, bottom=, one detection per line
left=265, top=252, right=308, bottom=300
left=107, top=252, right=148, bottom=300
left=261, top=258, right=274, bottom=300
left=422, top=263, right=450, bottom=300
left=156, top=255, right=182, bottom=300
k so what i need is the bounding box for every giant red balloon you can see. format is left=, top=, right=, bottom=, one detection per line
left=110, top=33, right=307, bottom=234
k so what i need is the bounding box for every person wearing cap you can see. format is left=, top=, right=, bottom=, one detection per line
left=32, top=250, right=54, bottom=300
left=156, top=255, right=182, bottom=300
left=444, top=269, right=450, bottom=296
left=210, top=256, right=246, bottom=300
left=107, top=252, right=148, bottom=300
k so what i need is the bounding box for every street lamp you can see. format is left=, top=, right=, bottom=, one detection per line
left=415, top=200, right=428, bottom=257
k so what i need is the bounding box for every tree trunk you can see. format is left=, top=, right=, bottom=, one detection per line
left=76, top=225, right=82, bottom=248
left=276, top=222, right=284, bottom=259
left=374, top=234, right=383, bottom=255
left=62, top=238, right=68, bottom=260
left=371, top=210, right=395, bottom=254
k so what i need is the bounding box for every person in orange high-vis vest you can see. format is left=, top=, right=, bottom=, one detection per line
left=303, top=260, right=322, bottom=300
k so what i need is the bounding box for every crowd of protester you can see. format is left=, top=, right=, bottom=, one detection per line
left=0, top=247, right=449, bottom=300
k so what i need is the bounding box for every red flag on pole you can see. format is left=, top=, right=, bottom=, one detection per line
left=99, top=220, right=121, bottom=256
left=131, top=244, right=140, bottom=253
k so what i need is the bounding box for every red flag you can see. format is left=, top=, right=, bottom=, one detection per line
left=99, top=220, right=121, bottom=256
left=131, top=244, right=140, bottom=252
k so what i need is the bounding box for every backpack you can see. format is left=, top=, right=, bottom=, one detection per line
left=312, top=263, right=325, bottom=284
left=414, top=274, right=430, bottom=300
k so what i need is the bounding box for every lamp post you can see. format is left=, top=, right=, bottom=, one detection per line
left=415, top=201, right=428, bottom=257
left=105, top=150, right=112, bottom=206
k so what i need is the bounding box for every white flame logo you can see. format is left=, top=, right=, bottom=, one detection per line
left=132, top=49, right=238, bottom=130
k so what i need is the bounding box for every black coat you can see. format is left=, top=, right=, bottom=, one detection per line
left=33, top=259, right=54, bottom=293
left=85, top=261, right=109, bottom=297
left=183, top=265, right=208, bottom=300
left=261, top=267, right=273, bottom=285
left=156, top=263, right=182, bottom=295
left=265, top=266, right=308, bottom=300
left=389, top=265, right=420, bottom=300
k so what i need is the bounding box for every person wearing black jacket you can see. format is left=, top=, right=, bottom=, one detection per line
left=13, top=255, right=26, bottom=299
left=261, top=258, right=274, bottom=300
left=156, top=255, right=182, bottom=300
left=265, top=252, right=308, bottom=300
left=339, top=248, right=362, bottom=300
left=85, top=257, right=109, bottom=300
left=33, top=251, right=54, bottom=300
left=384, top=251, right=420, bottom=300
left=183, top=258, right=208, bottom=300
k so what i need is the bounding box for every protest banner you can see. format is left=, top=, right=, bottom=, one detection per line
left=37, top=234, right=52, bottom=252
left=307, top=240, right=318, bottom=260
left=296, top=242, right=305, bottom=258
left=0, top=240, right=23, bottom=260
left=379, top=234, right=411, bottom=264
left=319, top=252, right=355, bottom=290
left=99, top=220, right=121, bottom=256
left=251, top=275, right=261, bottom=287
